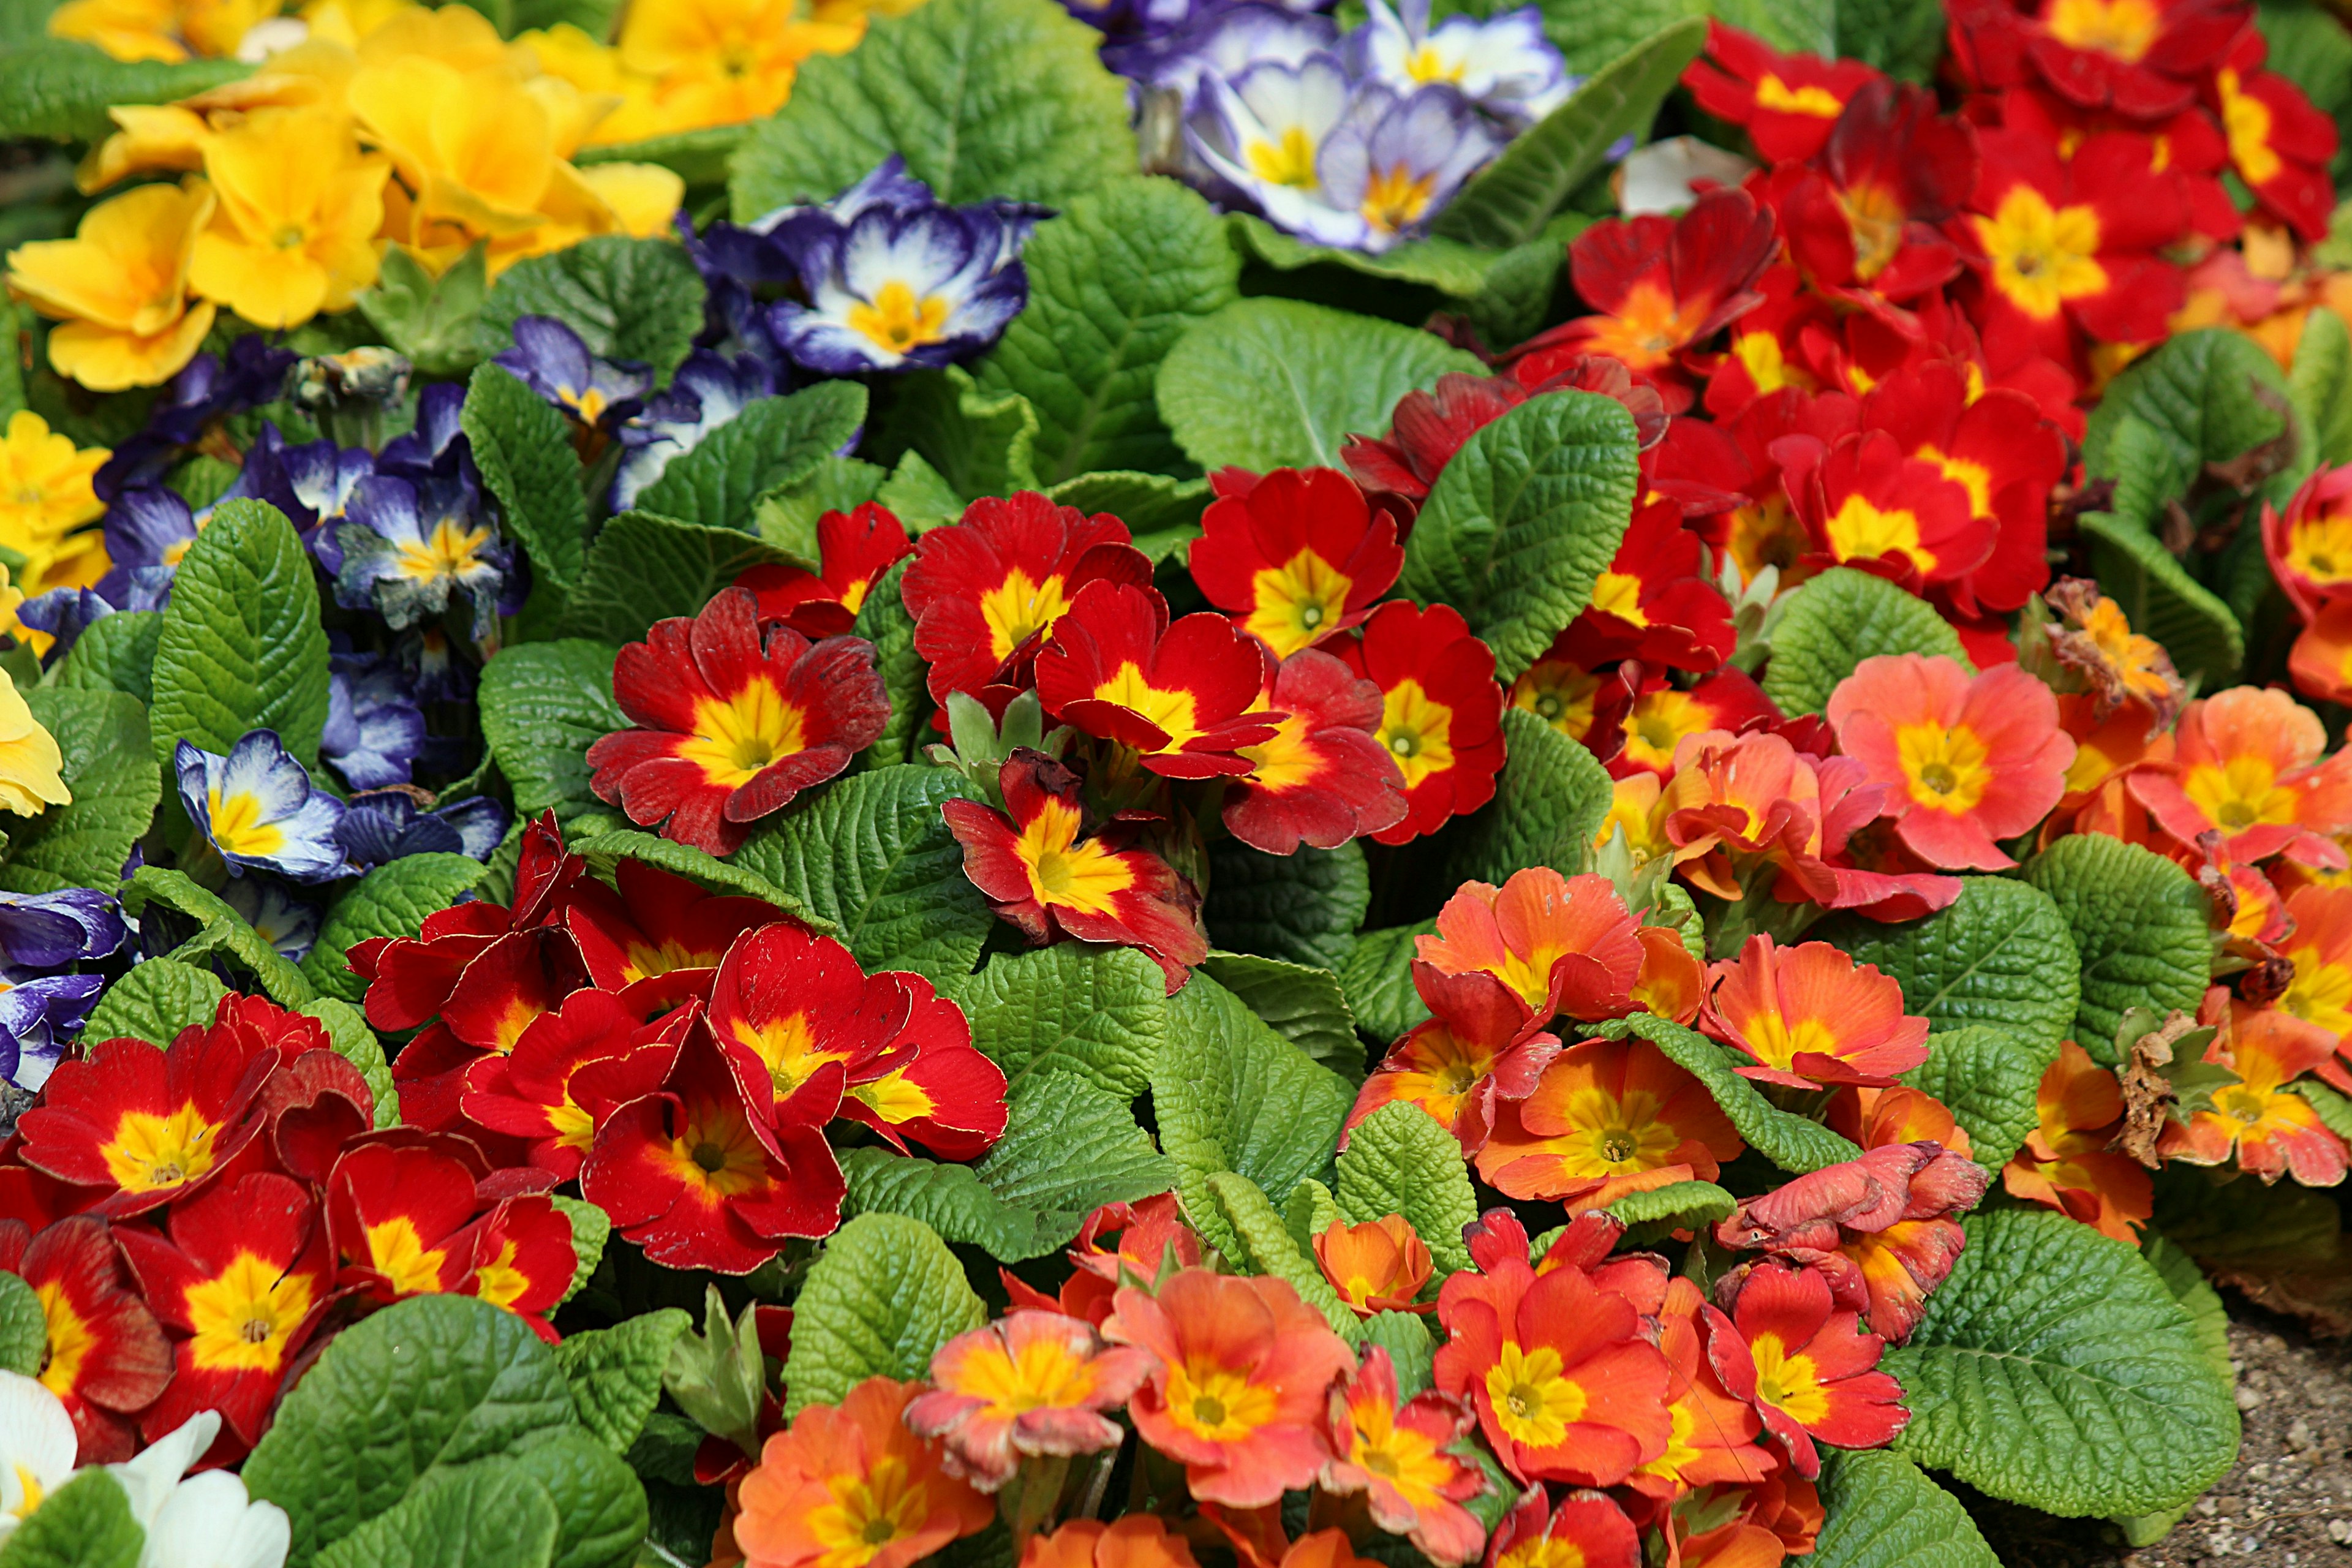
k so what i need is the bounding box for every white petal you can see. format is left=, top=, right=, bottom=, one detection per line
left=108, top=1411, right=221, bottom=1531
left=1618, top=135, right=1758, bottom=216
left=0, top=1373, right=75, bottom=1521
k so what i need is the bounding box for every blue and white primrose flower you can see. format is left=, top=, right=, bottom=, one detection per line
left=611, top=350, right=776, bottom=511
left=1349, top=0, right=1571, bottom=128
left=175, top=731, right=350, bottom=883
left=321, top=649, right=427, bottom=791
left=333, top=475, right=514, bottom=641
left=336, top=790, right=508, bottom=870
left=494, top=316, right=650, bottom=430
left=0, top=888, right=127, bottom=1092
left=221, top=876, right=321, bottom=965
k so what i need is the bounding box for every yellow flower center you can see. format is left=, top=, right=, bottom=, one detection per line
left=206, top=788, right=287, bottom=859
left=1166, top=1359, right=1279, bottom=1442
left=100, top=1104, right=221, bottom=1192
left=2218, top=69, right=2282, bottom=183
left=2182, top=755, right=2298, bottom=835
left=1972, top=187, right=2108, bottom=322
left=809, top=1455, right=930, bottom=1568
left=1575, top=281, right=1704, bottom=371
left=847, top=279, right=951, bottom=356
left=1823, top=495, right=1934, bottom=573
left=1237, top=710, right=1321, bottom=793
left=663, top=1101, right=769, bottom=1199
left=1092, top=662, right=1204, bottom=749
left=1754, top=73, right=1844, bottom=116
left=1346, top=1395, right=1458, bottom=1510
left=1895, top=722, right=1994, bottom=813
left=978, top=567, right=1071, bottom=663
left=184, top=1252, right=314, bottom=1374
left=1484, top=1341, right=1586, bottom=1447
left=1740, top=1008, right=1845, bottom=1072
left=395, top=518, right=493, bottom=586
left=362, top=1215, right=450, bottom=1297
left=1544, top=1086, right=1682, bottom=1175
left=1406, top=42, right=1466, bottom=83
left=2280, top=948, right=2352, bottom=1035
left=951, top=1330, right=1101, bottom=1420
left=1247, top=126, right=1322, bottom=189
left=1511, top=661, right=1600, bottom=741
left=1377, top=679, right=1455, bottom=790
left=1360, top=163, right=1440, bottom=235
left=731, top=1009, right=847, bottom=1101
left=1246, top=549, right=1352, bottom=657
left=1014, top=797, right=1134, bottom=916
left=1621, top=688, right=1711, bottom=774
left=2287, top=510, right=2352, bottom=590
left=1836, top=180, right=1909, bottom=283
left=676, top=678, right=809, bottom=790
left=1748, top=1332, right=1831, bottom=1425
left=846, top=1066, right=937, bottom=1126
left=1918, top=445, right=1992, bottom=518
left=2045, top=0, right=2162, bottom=61
left=470, top=1240, right=531, bottom=1310
left=1590, top=570, right=1646, bottom=627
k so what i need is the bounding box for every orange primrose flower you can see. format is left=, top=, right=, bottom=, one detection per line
left=1414, top=867, right=1645, bottom=1030
left=1718, top=1261, right=1907, bottom=1477
left=1626, top=1276, right=1775, bottom=1502
left=1346, top=988, right=1562, bottom=1158
left=2043, top=578, right=2185, bottom=734
left=2002, top=1039, right=2151, bottom=1242
left=1632, top=924, right=1707, bottom=1025
left=2287, top=593, right=2352, bottom=709
left=1312, top=1216, right=1434, bottom=1316
left=2130, top=685, right=2352, bottom=870
left=1317, top=1346, right=1487, bottom=1566
left=904, top=1310, right=1156, bottom=1489
left=1474, top=1036, right=1745, bottom=1205
left=732, top=1377, right=994, bottom=1568
left=2160, top=1005, right=2350, bottom=1186
left=1020, top=1517, right=1202, bottom=1568
left=2277, top=883, right=2352, bottom=1050
left=1004, top=1194, right=1207, bottom=1327
left=1702, top=935, right=1931, bottom=1089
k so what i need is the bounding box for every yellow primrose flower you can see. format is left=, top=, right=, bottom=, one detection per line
left=49, top=0, right=285, bottom=61
left=349, top=55, right=557, bottom=251
left=0, top=413, right=107, bottom=549
left=480, top=159, right=680, bottom=277
left=617, top=0, right=865, bottom=132
left=576, top=163, right=685, bottom=236
left=0, top=667, right=70, bottom=818
left=519, top=23, right=676, bottom=146
left=78, top=67, right=339, bottom=193
left=297, top=0, right=420, bottom=47
left=6, top=179, right=218, bottom=391
left=352, top=1, right=512, bottom=69
left=189, top=105, right=390, bottom=328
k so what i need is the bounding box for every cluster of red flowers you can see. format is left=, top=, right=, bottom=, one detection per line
left=360, top=812, right=1007, bottom=1273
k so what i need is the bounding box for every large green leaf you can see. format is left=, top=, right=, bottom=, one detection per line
left=2081, top=327, right=2294, bottom=508
left=1883, top=1208, right=2240, bottom=1517
left=1809, top=1450, right=2002, bottom=1568
left=2022, top=834, right=2212, bottom=1062
left=1899, top=1027, right=2044, bottom=1172
left=49, top=609, right=161, bottom=702
left=731, top=764, right=992, bottom=986
left=839, top=1146, right=1070, bottom=1261
left=1398, top=391, right=1640, bottom=682
left=1155, top=298, right=1483, bottom=472
left=570, top=829, right=807, bottom=913
left=1, top=686, right=156, bottom=892
left=462, top=363, right=588, bottom=597
left=2289, top=298, right=2352, bottom=470
left=1202, top=840, right=1368, bottom=973
left=1338, top=922, right=1434, bottom=1045
left=1203, top=1170, right=1361, bottom=1337
left=1044, top=470, right=1210, bottom=559
left=301, top=854, right=487, bottom=1002
left=850, top=557, right=923, bottom=767
left=1335, top=1101, right=1477, bottom=1276
left=2076, top=510, right=2246, bottom=693
left=1433, top=19, right=1706, bottom=248
left=1760, top=567, right=1971, bottom=717
left=81, top=957, right=227, bottom=1047
left=1200, top=952, right=1362, bottom=1082
left=560, top=510, right=798, bottom=646
left=0, top=1271, right=45, bottom=1376
left=1448, top=707, right=1616, bottom=881
left=1715, top=0, right=1833, bottom=53
left=312, top=1460, right=559, bottom=1568
left=976, top=176, right=1239, bottom=483
left=1591, top=1012, right=1861, bottom=1173
left=1517, top=0, right=1705, bottom=75
left=551, top=1308, right=692, bottom=1454
left=1817, top=876, right=2078, bottom=1058
left=505, top=1435, right=646, bottom=1568
left=0, top=1470, right=142, bottom=1568
left=149, top=499, right=331, bottom=769
left=476, top=235, right=702, bottom=380
left=729, top=0, right=1135, bottom=215
left=635, top=382, right=869, bottom=533
left=1153, top=973, right=1354, bottom=1205
left=950, top=942, right=1166, bottom=1098
left=0, top=40, right=243, bottom=141
left=126, top=866, right=312, bottom=1005
left=780, top=1212, right=986, bottom=1417
left=871, top=367, right=1040, bottom=512
left=477, top=639, right=627, bottom=824
left=1833, top=0, right=1945, bottom=77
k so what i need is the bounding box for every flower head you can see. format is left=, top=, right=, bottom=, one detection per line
left=1565, top=499, right=1737, bottom=673
left=0, top=671, right=69, bottom=821
left=1948, top=0, right=2245, bottom=118
left=2001, top=1038, right=2150, bottom=1239
left=904, top=1310, right=1156, bottom=1488
left=1681, top=20, right=1883, bottom=162
left=1417, top=868, right=1645, bottom=1029
left=332, top=474, right=513, bottom=640
left=1333, top=600, right=1505, bottom=845
left=1348, top=1000, right=1560, bottom=1156
left=1351, top=0, right=1570, bottom=126
left=321, top=650, right=425, bottom=793
left=0, top=1371, right=76, bottom=1545
left=1022, top=1517, right=1202, bottom=1568
left=1627, top=1275, right=1776, bottom=1502
left=336, top=789, right=508, bottom=870
left=733, top=1377, right=994, bottom=1568
left=1485, top=1490, right=1643, bottom=1568
left=1605, top=667, right=1778, bottom=780
left=2043, top=576, right=2185, bottom=733
left=1703, top=935, right=1931, bottom=1089
left=1717, top=1261, right=1906, bottom=1477
left=1035, top=581, right=1280, bottom=777
left=1312, top=1216, right=1433, bottom=1316
left=1103, top=1267, right=1356, bottom=1507
left=614, top=0, right=865, bottom=134
left=1189, top=468, right=1402, bottom=659
left=187, top=106, right=389, bottom=330
left=175, top=731, right=350, bottom=883
left=2130, top=685, right=2352, bottom=868
left=1476, top=1036, right=1745, bottom=1204
left=494, top=315, right=652, bottom=431
left=1776, top=429, right=1989, bottom=592
left=2162, top=1004, right=2348, bottom=1185
left=1317, top=1346, right=1487, bottom=1564
left=2211, top=29, right=2338, bottom=241
left=1004, top=1194, right=1207, bottom=1325
left=1223, top=647, right=1406, bottom=854
left=612, top=350, right=777, bottom=511
left=5, top=179, right=217, bottom=391
left=0, top=412, right=106, bottom=556
left=587, top=587, right=889, bottom=856
left=1341, top=364, right=1665, bottom=519
left=736, top=502, right=913, bottom=639
left=1769, top=79, right=1974, bottom=308
left=1826, top=654, right=2075, bottom=870
left=943, top=749, right=1209, bottom=992
left=461, top=986, right=677, bottom=1180
left=0, top=1217, right=169, bottom=1463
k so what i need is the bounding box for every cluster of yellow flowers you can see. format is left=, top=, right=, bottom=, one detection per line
left=0, top=412, right=112, bottom=641
left=11, top=0, right=894, bottom=390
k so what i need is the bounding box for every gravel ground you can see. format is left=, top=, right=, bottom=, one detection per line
left=1948, top=1306, right=2352, bottom=1566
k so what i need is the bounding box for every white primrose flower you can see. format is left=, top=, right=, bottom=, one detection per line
left=109, top=1411, right=290, bottom=1568
left=1351, top=0, right=1572, bottom=126
left=0, top=1371, right=77, bottom=1546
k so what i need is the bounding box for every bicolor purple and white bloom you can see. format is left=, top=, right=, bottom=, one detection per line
left=0, top=969, right=106, bottom=1092
left=230, top=424, right=375, bottom=545
left=336, top=789, right=508, bottom=869
left=0, top=888, right=127, bottom=970
left=492, top=315, right=651, bottom=430
left=321, top=650, right=426, bottom=790
left=377, top=383, right=475, bottom=486
left=221, top=876, right=320, bottom=965
left=96, top=486, right=200, bottom=603
left=1110, top=2, right=1337, bottom=100
left=174, top=731, right=350, bottom=883
left=611, top=350, right=777, bottom=511
left=333, top=475, right=513, bottom=640
left=1186, top=53, right=1354, bottom=226
left=16, top=570, right=172, bottom=663
left=92, top=336, right=296, bottom=500
left=1347, top=0, right=1571, bottom=128
left=766, top=159, right=1046, bottom=374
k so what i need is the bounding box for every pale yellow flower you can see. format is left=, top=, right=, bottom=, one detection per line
left=48, top=0, right=285, bottom=61
left=0, top=667, right=72, bottom=818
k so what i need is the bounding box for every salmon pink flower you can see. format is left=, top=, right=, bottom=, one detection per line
left=0, top=1216, right=168, bottom=1463
left=902, top=492, right=1154, bottom=710
left=943, top=750, right=1208, bottom=992
left=461, top=988, right=680, bottom=1180
left=1317, top=1347, right=1486, bottom=1566
left=1997, top=1041, right=2146, bottom=1245
left=115, top=1171, right=331, bottom=1458
left=1102, top=1267, right=1355, bottom=1507
left=1348, top=998, right=1561, bottom=1156
left=1221, top=649, right=1406, bottom=854
left=904, top=1310, right=1155, bottom=1488
left=1703, top=935, right=1931, bottom=1088
left=1716, top=1261, right=1906, bottom=1477
left=1627, top=1276, right=1774, bottom=1502
left=1605, top=668, right=1778, bottom=780
left=733, top=1377, right=993, bottom=1568
left=1333, top=600, right=1505, bottom=845
left=1035, top=581, right=1280, bottom=778
left=1188, top=468, right=1403, bottom=658
left=1552, top=499, right=1735, bottom=674
left=2276, top=884, right=2352, bottom=1050
left=2209, top=29, right=2338, bottom=241
left=1311, top=1216, right=1434, bottom=1316
left=1827, top=654, right=2074, bottom=870
left=1485, top=1490, right=1642, bottom=1568
left=1474, top=1036, right=1745, bottom=1205
left=734, top=502, right=913, bottom=638
left=1681, top=20, right=1883, bottom=162
left=1415, top=867, right=1645, bottom=1030
left=2130, top=685, right=2352, bottom=869
left=1022, top=1517, right=1202, bottom=1568
left=587, top=587, right=890, bottom=856
left=16, top=1028, right=273, bottom=1218
left=2161, top=1004, right=2349, bottom=1185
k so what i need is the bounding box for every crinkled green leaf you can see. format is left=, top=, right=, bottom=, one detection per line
left=1228, top=212, right=1509, bottom=298
left=511, top=1431, right=646, bottom=1568
left=731, top=0, right=1133, bottom=214
left=636, top=382, right=869, bottom=533
left=1607, top=1179, right=1737, bottom=1246
left=1362, top=1310, right=1436, bottom=1396
left=572, top=122, right=741, bottom=185
left=245, top=1294, right=582, bottom=1568
left=2082, top=326, right=2294, bottom=507
left=1714, top=0, right=1831, bottom=54
left=1399, top=391, right=1640, bottom=682
left=2076, top=510, right=2246, bottom=693
left=2, top=687, right=156, bottom=893
left=1335, top=1101, right=1477, bottom=1276
left=561, top=509, right=799, bottom=646
left=1338, top=922, right=1434, bottom=1046
left=874, top=450, right=967, bottom=530
left=1465, top=218, right=1582, bottom=347
left=1449, top=707, right=1617, bottom=880
left=1818, top=876, right=2078, bottom=1058
left=1284, top=1175, right=1343, bottom=1253
left=549, top=1196, right=607, bottom=1306
left=149, top=499, right=330, bottom=769
left=1899, top=1027, right=2043, bottom=1172
left=0, top=1271, right=44, bottom=1376
left=50, top=609, right=161, bottom=703
left=871, top=368, right=1041, bottom=510
left=951, top=942, right=1166, bottom=1098
left=301, top=854, right=486, bottom=1002
left=839, top=1147, right=1068, bottom=1261
left=554, top=1309, right=693, bottom=1455
left=1156, top=297, right=1484, bottom=472
left=2113, top=1231, right=2236, bottom=1546
left=462, top=363, right=588, bottom=597
left=2290, top=297, right=2352, bottom=470
left=0, top=40, right=243, bottom=141
left=1592, top=1012, right=1861, bottom=1173
left=851, top=557, right=924, bottom=767
left=1433, top=19, right=1705, bottom=247
left=753, top=454, right=886, bottom=560
left=1204, top=1170, right=1361, bottom=1338
left=731, top=764, right=991, bottom=986
left=1200, top=951, right=1362, bottom=1083
left=1203, top=839, right=1368, bottom=973
left=477, top=235, right=702, bottom=381
left=81, top=957, right=227, bottom=1047
left=780, top=1212, right=986, bottom=1417
left=1833, top=0, right=1944, bottom=77
left=570, top=829, right=811, bottom=918
left=2292, top=1077, right=2352, bottom=1145
left=1883, top=1208, right=2240, bottom=1517
left=126, top=865, right=312, bottom=1005
left=974, top=1069, right=1178, bottom=1216
left=478, top=639, right=626, bottom=824
left=0, top=1469, right=142, bottom=1568
left=1809, top=1450, right=2002, bottom=1568
left=2022, top=833, right=2212, bottom=1062
left=1155, top=973, right=1354, bottom=1205
left=312, top=1458, right=557, bottom=1568
left=1761, top=567, right=1972, bottom=717
left=1044, top=470, right=1210, bottom=558
left=357, top=243, right=486, bottom=380
left=301, top=997, right=398, bottom=1131
left=978, top=177, right=1238, bottom=483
